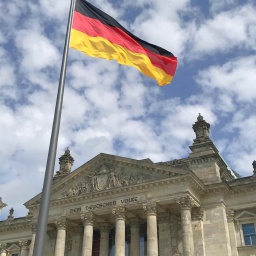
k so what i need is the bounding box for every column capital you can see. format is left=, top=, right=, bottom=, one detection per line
left=81, top=212, right=94, bottom=225
left=0, top=243, right=7, bottom=253
left=175, top=195, right=195, bottom=210
left=112, top=206, right=125, bottom=220
left=55, top=216, right=67, bottom=230
left=191, top=207, right=204, bottom=221
left=143, top=201, right=157, bottom=216
left=129, top=217, right=140, bottom=228
left=158, top=212, right=170, bottom=224
left=19, top=240, right=28, bottom=250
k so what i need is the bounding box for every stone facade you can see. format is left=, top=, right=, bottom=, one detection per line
left=1, top=114, right=256, bottom=256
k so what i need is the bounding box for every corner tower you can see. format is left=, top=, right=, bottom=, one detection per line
left=188, top=114, right=235, bottom=184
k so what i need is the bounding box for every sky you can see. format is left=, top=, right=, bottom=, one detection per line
left=0, top=0, right=256, bottom=220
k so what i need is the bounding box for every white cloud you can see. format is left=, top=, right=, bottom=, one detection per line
left=190, top=4, right=256, bottom=58
left=196, top=56, right=256, bottom=102
left=1, top=0, right=256, bottom=220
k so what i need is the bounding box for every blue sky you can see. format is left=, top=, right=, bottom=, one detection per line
left=0, top=0, right=256, bottom=220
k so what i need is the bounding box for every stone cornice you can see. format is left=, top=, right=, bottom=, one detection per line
left=205, top=178, right=256, bottom=195
left=0, top=218, right=32, bottom=232
left=26, top=174, right=206, bottom=211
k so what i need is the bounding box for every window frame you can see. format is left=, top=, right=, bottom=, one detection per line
left=239, top=220, right=256, bottom=246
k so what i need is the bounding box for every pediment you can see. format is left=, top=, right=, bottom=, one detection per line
left=235, top=210, right=256, bottom=221
left=25, top=153, right=188, bottom=206
left=7, top=244, right=20, bottom=251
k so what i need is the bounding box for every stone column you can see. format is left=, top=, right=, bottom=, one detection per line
left=176, top=196, right=195, bottom=256
left=130, top=217, right=140, bottom=256
left=112, top=206, right=126, bottom=256
left=158, top=212, right=171, bottom=256
left=99, top=222, right=110, bottom=256
left=143, top=202, right=158, bottom=256
left=81, top=212, right=94, bottom=256
left=0, top=243, right=7, bottom=256
left=226, top=210, right=238, bottom=256
left=54, top=216, right=67, bottom=256
left=20, top=240, right=28, bottom=256
left=28, top=223, right=36, bottom=256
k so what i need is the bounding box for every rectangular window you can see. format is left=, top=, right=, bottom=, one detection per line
left=242, top=223, right=256, bottom=245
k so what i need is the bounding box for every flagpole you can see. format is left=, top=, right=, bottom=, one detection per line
left=33, top=0, right=76, bottom=255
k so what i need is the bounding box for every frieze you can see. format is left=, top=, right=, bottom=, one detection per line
left=68, top=196, right=142, bottom=214
left=61, top=164, right=159, bottom=197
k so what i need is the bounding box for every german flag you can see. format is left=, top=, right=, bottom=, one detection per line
left=70, top=0, right=177, bottom=86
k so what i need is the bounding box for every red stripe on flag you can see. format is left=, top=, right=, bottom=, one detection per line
left=72, top=11, right=177, bottom=76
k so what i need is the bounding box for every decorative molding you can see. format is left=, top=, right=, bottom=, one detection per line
left=0, top=219, right=32, bottom=232
left=0, top=243, right=7, bottom=253
left=143, top=202, right=157, bottom=216
left=112, top=206, right=126, bottom=220
left=175, top=195, right=196, bottom=210
left=81, top=212, right=94, bottom=226
left=61, top=164, right=160, bottom=198
left=55, top=216, right=67, bottom=230
left=19, top=240, right=28, bottom=250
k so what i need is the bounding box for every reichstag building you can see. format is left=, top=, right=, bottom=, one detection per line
left=0, top=114, right=256, bottom=256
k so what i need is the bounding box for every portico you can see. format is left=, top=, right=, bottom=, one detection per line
left=32, top=189, right=199, bottom=256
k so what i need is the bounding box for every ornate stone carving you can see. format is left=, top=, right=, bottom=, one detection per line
left=55, top=148, right=74, bottom=177
left=56, top=216, right=67, bottom=230
left=0, top=243, right=7, bottom=253
left=81, top=212, right=94, bottom=225
left=226, top=209, right=235, bottom=222
left=192, top=113, right=211, bottom=143
left=143, top=202, right=157, bottom=216
left=112, top=206, right=126, bottom=220
left=19, top=240, right=28, bottom=250
left=61, top=164, right=158, bottom=197
left=175, top=196, right=195, bottom=210
left=191, top=207, right=204, bottom=221
left=8, top=207, right=14, bottom=219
